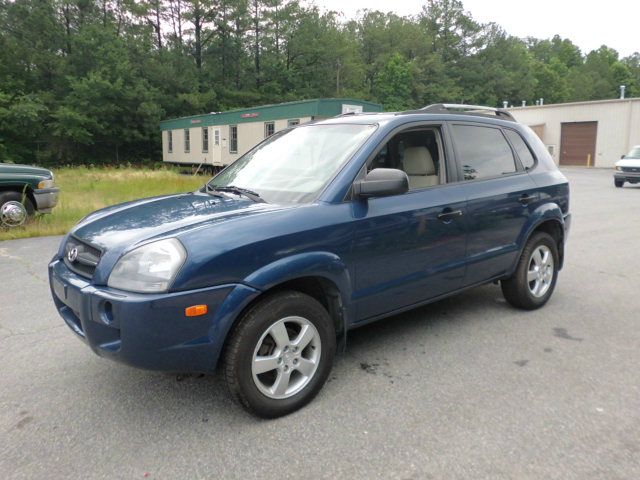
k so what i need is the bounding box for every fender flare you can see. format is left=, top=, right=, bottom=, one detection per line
left=515, top=202, right=567, bottom=272
left=209, top=252, right=353, bottom=368
left=244, top=251, right=352, bottom=298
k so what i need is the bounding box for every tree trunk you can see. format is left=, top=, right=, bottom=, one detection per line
left=154, top=0, right=162, bottom=50
left=253, top=0, right=260, bottom=90
left=221, top=2, right=227, bottom=86
left=62, top=2, right=72, bottom=54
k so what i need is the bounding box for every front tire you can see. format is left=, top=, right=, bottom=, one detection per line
left=501, top=232, right=559, bottom=310
left=614, top=179, right=624, bottom=188
left=223, top=290, right=336, bottom=418
left=0, top=191, right=35, bottom=228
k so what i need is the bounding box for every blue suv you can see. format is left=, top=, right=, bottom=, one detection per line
left=49, top=104, right=571, bottom=417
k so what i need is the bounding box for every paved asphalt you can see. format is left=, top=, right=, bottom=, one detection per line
left=1, top=168, right=639, bottom=479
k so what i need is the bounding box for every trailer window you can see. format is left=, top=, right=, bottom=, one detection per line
left=202, top=128, right=209, bottom=153
left=230, top=125, right=238, bottom=153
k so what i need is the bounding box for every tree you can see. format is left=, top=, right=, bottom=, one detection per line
left=0, top=0, right=633, bottom=166
left=374, top=53, right=414, bottom=110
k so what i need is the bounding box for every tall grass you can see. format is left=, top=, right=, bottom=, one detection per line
left=0, top=166, right=207, bottom=240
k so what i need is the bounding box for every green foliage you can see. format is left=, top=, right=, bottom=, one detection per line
left=0, top=166, right=205, bottom=240
left=0, top=0, right=637, bottom=166
left=374, top=53, right=414, bottom=110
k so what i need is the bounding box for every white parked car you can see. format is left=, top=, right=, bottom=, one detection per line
left=614, top=146, right=640, bottom=187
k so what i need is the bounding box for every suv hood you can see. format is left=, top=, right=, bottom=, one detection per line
left=0, top=163, right=53, bottom=178
left=72, top=191, right=283, bottom=252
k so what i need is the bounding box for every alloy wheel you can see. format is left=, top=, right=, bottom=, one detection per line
left=251, top=316, right=321, bottom=399
left=527, top=245, right=554, bottom=298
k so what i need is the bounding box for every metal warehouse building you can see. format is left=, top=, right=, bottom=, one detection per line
left=160, top=98, right=382, bottom=170
left=509, top=98, right=640, bottom=168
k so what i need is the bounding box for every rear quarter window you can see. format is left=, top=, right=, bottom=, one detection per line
left=504, top=129, right=536, bottom=170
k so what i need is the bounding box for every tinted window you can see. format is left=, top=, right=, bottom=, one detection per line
left=451, top=125, right=516, bottom=180
left=505, top=129, right=535, bottom=170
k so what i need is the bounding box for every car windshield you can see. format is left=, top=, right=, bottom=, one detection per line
left=206, top=124, right=376, bottom=204
left=626, top=147, right=640, bottom=159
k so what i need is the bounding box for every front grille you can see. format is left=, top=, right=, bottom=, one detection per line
left=63, top=236, right=102, bottom=278
left=621, top=166, right=640, bottom=173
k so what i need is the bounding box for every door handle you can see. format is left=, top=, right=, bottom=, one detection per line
left=437, top=209, right=463, bottom=221
left=519, top=194, right=537, bottom=205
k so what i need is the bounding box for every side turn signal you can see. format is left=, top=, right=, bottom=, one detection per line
left=185, top=305, right=208, bottom=317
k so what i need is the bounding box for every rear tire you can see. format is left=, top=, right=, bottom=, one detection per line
left=614, top=179, right=624, bottom=188
left=501, top=232, right=559, bottom=310
left=223, top=290, right=336, bottom=418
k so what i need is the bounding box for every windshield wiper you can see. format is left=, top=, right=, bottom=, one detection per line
left=206, top=184, right=266, bottom=203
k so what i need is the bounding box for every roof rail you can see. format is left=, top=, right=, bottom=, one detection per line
left=333, top=111, right=359, bottom=118
left=419, top=103, right=516, bottom=121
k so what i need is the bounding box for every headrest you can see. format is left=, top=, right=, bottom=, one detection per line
left=403, top=146, right=436, bottom=176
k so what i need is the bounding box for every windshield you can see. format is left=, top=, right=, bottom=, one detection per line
left=626, top=147, right=640, bottom=159
left=207, top=124, right=376, bottom=204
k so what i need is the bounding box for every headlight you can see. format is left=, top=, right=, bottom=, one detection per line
left=108, top=238, right=187, bottom=293
left=615, top=166, right=622, bottom=171
left=38, top=179, right=55, bottom=188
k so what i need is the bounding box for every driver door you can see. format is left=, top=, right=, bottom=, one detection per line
left=350, top=125, right=468, bottom=322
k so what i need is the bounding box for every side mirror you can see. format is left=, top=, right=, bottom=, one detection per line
left=621, top=154, right=626, bottom=159
left=353, top=168, right=409, bottom=199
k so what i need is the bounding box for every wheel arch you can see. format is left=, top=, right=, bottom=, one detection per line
left=0, top=185, right=36, bottom=211
left=214, top=253, right=352, bottom=369
left=518, top=205, right=566, bottom=271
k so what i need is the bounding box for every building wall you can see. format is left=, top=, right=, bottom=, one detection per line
left=163, top=127, right=214, bottom=165
left=509, top=98, right=640, bottom=168
left=163, top=116, right=312, bottom=167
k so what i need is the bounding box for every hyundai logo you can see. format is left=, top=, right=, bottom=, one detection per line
left=67, top=247, right=79, bottom=263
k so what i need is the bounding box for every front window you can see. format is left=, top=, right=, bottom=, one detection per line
left=626, top=146, right=640, bottom=159
left=167, top=131, right=173, bottom=153
left=208, top=124, right=376, bottom=204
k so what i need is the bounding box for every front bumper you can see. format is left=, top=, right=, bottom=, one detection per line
left=49, top=258, right=259, bottom=373
left=614, top=171, right=640, bottom=183
left=34, top=187, right=60, bottom=213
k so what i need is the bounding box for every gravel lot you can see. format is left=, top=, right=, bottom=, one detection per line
left=1, top=167, right=639, bottom=479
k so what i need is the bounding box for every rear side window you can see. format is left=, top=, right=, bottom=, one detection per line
left=451, top=125, right=517, bottom=180
left=504, top=129, right=536, bottom=170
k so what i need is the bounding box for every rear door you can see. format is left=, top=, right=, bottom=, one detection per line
left=449, top=123, right=538, bottom=286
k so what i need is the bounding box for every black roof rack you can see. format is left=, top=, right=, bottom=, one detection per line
left=412, top=103, right=516, bottom=122
left=333, top=111, right=359, bottom=117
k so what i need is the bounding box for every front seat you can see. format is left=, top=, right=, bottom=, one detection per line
left=403, top=146, right=439, bottom=189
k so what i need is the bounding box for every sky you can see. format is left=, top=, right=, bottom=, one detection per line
left=308, top=0, right=640, bottom=58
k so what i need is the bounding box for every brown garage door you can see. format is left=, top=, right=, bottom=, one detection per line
left=560, top=122, right=597, bottom=166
